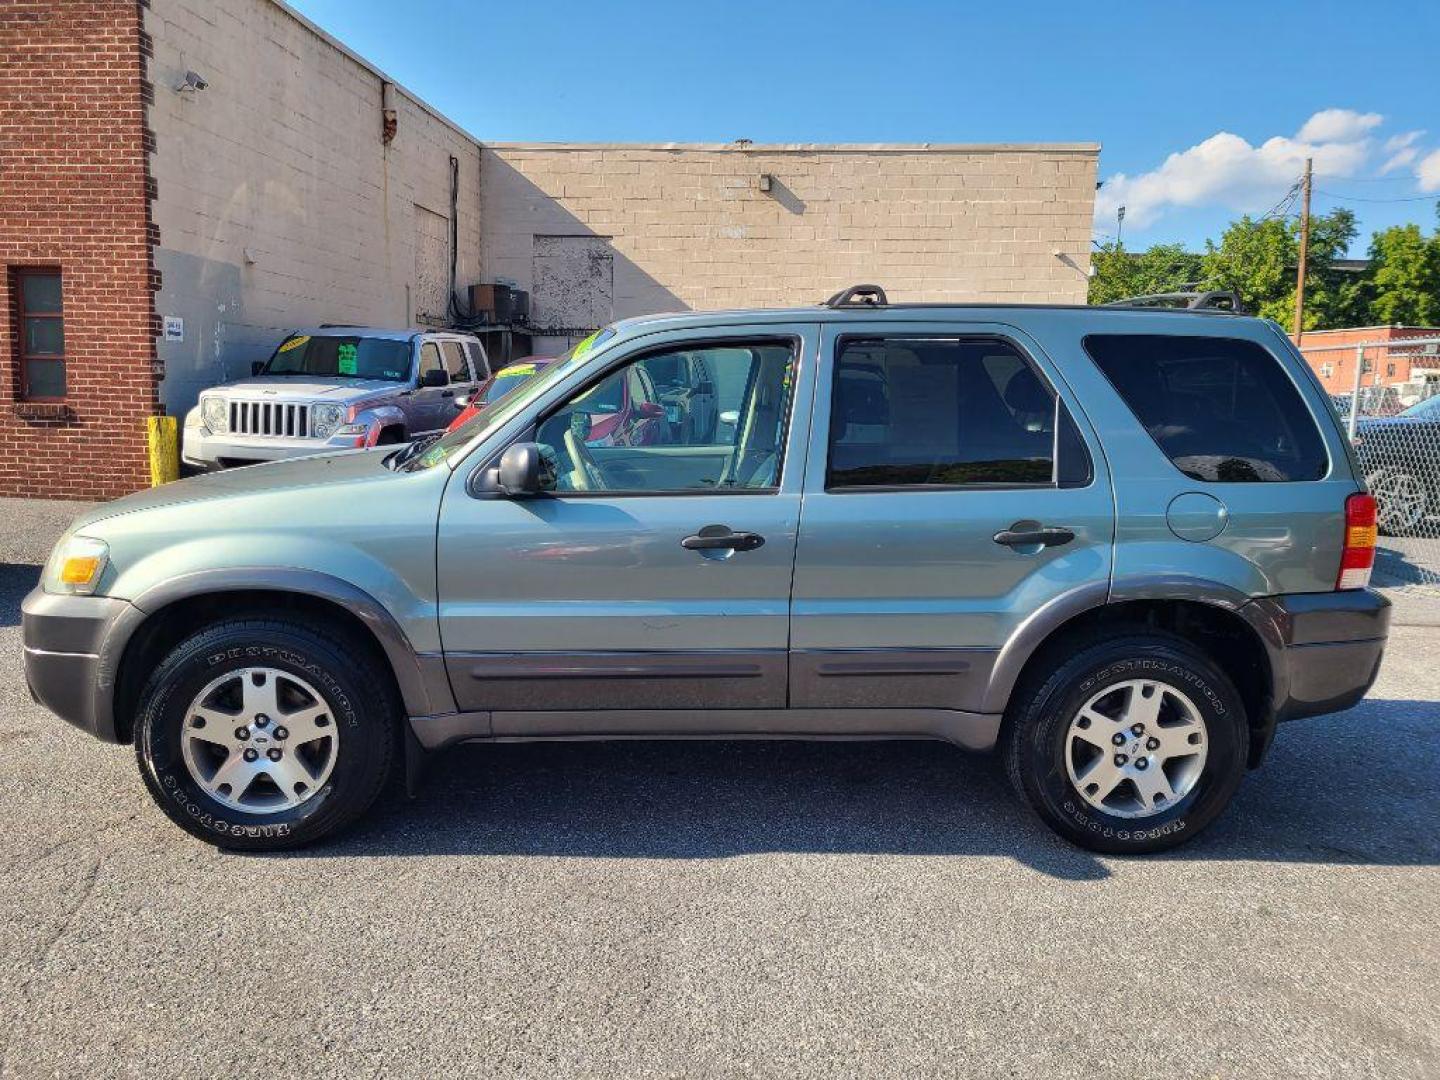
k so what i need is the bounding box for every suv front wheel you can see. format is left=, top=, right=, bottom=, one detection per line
left=1003, top=633, right=1248, bottom=854
left=134, top=616, right=398, bottom=850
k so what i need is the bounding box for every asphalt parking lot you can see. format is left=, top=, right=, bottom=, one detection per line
left=1, top=499, right=1437, bottom=1078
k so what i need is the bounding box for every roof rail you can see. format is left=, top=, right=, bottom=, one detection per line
left=822, top=284, right=889, bottom=308
left=1103, top=290, right=1245, bottom=314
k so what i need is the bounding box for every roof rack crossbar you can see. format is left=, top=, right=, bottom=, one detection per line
left=822, top=284, right=889, bottom=308
left=1102, top=290, right=1245, bottom=314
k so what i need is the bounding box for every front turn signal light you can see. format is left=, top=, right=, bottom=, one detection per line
left=45, top=536, right=110, bottom=595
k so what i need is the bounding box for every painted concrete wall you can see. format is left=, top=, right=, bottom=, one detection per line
left=146, top=0, right=481, bottom=417
left=481, top=143, right=1098, bottom=353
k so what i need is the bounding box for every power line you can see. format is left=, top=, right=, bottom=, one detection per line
left=1315, top=189, right=1440, bottom=204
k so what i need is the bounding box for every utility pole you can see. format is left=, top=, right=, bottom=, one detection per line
left=1116, top=206, right=1126, bottom=247
left=1293, top=158, right=1313, bottom=340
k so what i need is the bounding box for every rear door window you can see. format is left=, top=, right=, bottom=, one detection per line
left=1084, top=334, right=1327, bottom=482
left=826, top=336, right=1088, bottom=489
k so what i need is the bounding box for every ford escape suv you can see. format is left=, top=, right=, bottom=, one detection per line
left=24, top=289, right=1390, bottom=853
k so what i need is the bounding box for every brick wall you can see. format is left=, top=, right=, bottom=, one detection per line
left=481, top=142, right=1098, bottom=342
left=0, top=0, right=157, bottom=499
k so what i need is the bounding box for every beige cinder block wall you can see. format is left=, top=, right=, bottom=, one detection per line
left=146, top=0, right=481, bottom=416
left=481, top=142, right=1098, bottom=340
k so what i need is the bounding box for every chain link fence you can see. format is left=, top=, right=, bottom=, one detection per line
left=1300, top=336, right=1440, bottom=598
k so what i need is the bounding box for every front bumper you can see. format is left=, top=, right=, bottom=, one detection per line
left=182, top=427, right=368, bottom=470
left=22, top=586, right=137, bottom=742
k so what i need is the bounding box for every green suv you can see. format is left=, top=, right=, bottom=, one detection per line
left=23, top=289, right=1390, bottom=853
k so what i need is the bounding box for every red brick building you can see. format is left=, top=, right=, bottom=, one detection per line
left=0, top=0, right=158, bottom=498
left=1293, top=326, right=1440, bottom=398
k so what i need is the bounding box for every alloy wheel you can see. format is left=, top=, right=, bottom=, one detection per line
left=1064, top=678, right=1208, bottom=819
left=179, top=666, right=340, bottom=814
left=1369, top=469, right=1427, bottom=533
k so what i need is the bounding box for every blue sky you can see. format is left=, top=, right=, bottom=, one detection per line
left=289, top=0, right=1440, bottom=256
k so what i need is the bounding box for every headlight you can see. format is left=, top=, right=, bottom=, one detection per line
left=43, top=535, right=110, bottom=596
left=201, top=396, right=229, bottom=434
left=312, top=404, right=347, bottom=439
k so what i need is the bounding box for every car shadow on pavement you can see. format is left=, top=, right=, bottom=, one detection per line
left=0, top=563, right=39, bottom=627
left=302, top=693, right=1440, bottom=878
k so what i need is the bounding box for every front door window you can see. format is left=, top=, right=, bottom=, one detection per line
left=533, top=340, right=795, bottom=493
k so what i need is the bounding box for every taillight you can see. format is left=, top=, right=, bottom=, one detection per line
left=1336, top=492, right=1377, bottom=590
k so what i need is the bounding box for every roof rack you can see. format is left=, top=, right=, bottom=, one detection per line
left=822, top=284, right=889, bottom=308
left=1103, top=290, right=1245, bottom=314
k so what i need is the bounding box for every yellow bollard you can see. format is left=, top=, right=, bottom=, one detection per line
left=146, top=415, right=180, bottom=486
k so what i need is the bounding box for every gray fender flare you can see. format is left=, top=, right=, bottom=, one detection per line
left=95, top=568, right=452, bottom=739
left=980, top=575, right=1286, bottom=717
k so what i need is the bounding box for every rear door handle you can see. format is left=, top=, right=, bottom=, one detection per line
left=993, top=525, right=1075, bottom=548
left=682, top=526, right=766, bottom=552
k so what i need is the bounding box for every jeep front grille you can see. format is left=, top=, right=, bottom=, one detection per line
left=229, top=400, right=312, bottom=438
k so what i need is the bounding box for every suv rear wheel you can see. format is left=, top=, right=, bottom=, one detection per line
left=134, top=616, right=398, bottom=850
left=1003, top=632, right=1247, bottom=854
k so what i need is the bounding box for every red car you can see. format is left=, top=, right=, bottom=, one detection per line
left=447, top=357, right=553, bottom=432
left=448, top=356, right=670, bottom=448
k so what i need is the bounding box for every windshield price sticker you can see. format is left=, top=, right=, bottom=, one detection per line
left=337, top=342, right=358, bottom=375
left=278, top=335, right=310, bottom=353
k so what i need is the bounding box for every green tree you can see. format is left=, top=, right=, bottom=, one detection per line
left=1088, top=242, right=1204, bottom=305
left=1198, top=209, right=1359, bottom=329
left=1363, top=222, right=1440, bottom=326
left=1199, top=215, right=1295, bottom=322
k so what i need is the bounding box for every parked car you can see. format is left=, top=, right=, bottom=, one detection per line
left=1354, top=394, right=1440, bottom=535
left=25, top=289, right=1389, bottom=855
left=446, top=358, right=553, bottom=432
left=181, top=327, right=490, bottom=470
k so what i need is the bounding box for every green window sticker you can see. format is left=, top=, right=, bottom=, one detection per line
left=337, top=342, right=358, bottom=375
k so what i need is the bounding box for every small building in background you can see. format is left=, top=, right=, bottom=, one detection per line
left=1294, top=326, right=1440, bottom=407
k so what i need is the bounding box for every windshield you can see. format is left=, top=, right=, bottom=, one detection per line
left=480, top=363, right=547, bottom=405
left=1399, top=394, right=1440, bottom=419
left=262, top=334, right=412, bottom=381
left=395, top=327, right=617, bottom=472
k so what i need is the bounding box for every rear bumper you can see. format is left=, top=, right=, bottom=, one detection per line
left=22, top=586, right=136, bottom=742
left=1242, top=589, right=1390, bottom=725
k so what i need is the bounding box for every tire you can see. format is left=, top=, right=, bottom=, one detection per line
left=134, top=617, right=398, bottom=851
left=1002, top=632, right=1247, bottom=855
left=1367, top=467, right=1428, bottom=536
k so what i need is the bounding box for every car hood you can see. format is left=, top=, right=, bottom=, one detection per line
left=69, top=449, right=399, bottom=531
left=209, top=376, right=401, bottom=400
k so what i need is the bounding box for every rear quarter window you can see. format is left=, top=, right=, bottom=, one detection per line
left=1083, top=334, right=1328, bottom=483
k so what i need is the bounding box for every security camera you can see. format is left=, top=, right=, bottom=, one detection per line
left=174, top=70, right=209, bottom=93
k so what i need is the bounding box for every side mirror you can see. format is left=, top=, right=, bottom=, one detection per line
left=421, top=368, right=450, bottom=388
left=497, top=442, right=553, bottom=496
left=251, top=361, right=265, bottom=376
left=453, top=394, right=472, bottom=410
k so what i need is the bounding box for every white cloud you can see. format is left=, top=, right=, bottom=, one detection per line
left=1296, top=108, right=1382, bottom=143
left=1382, top=130, right=1425, bottom=174
left=1096, top=109, right=1381, bottom=232
left=1419, top=149, right=1440, bottom=192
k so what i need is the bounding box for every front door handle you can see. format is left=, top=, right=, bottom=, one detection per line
left=682, top=525, right=766, bottom=553
left=993, top=524, right=1075, bottom=548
